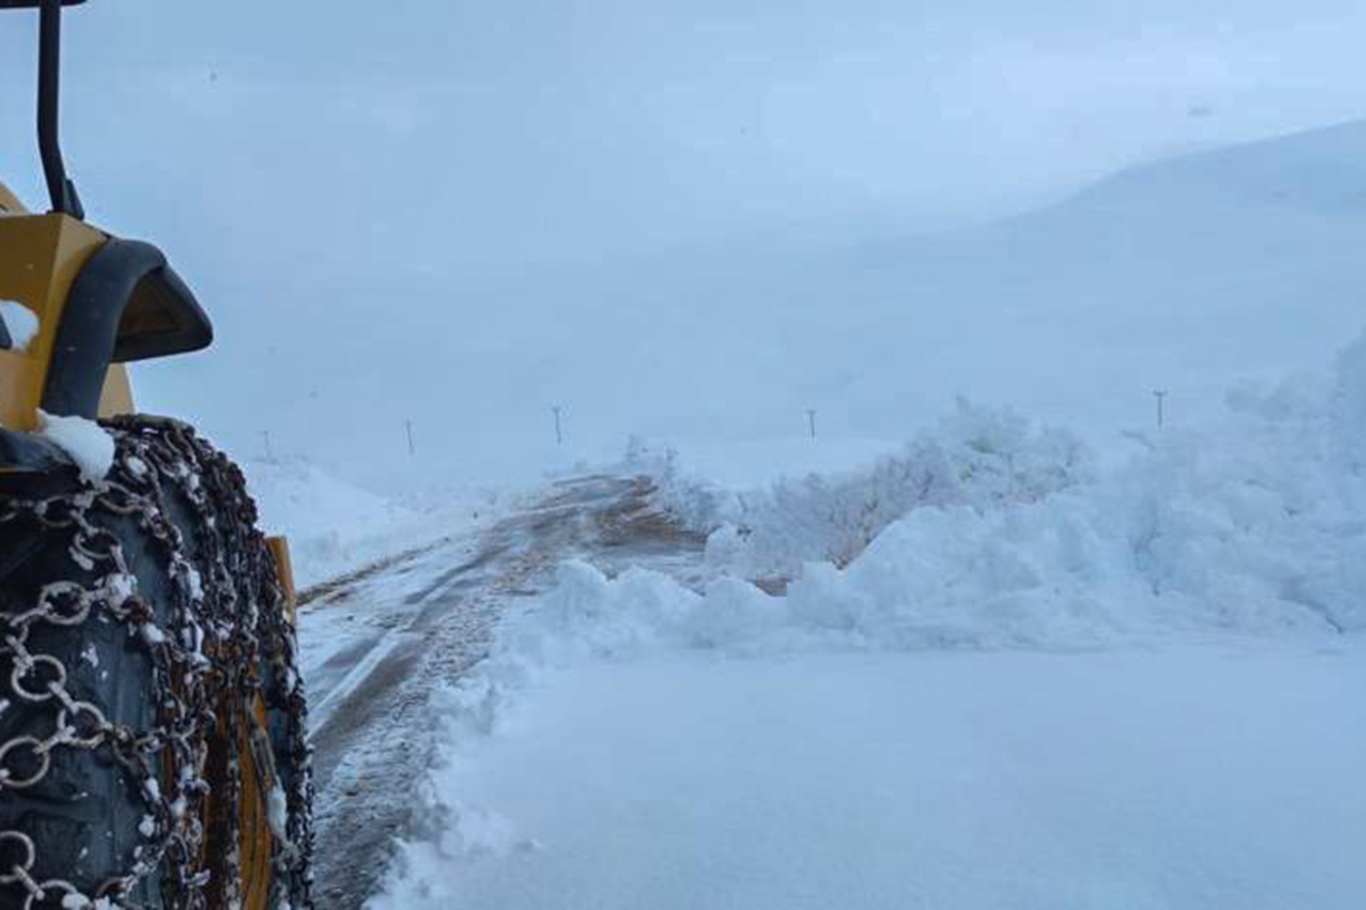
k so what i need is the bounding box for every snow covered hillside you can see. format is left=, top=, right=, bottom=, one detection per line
left=147, top=120, right=1366, bottom=484
left=758, top=117, right=1366, bottom=442
left=367, top=324, right=1365, bottom=908
left=248, top=155, right=1366, bottom=618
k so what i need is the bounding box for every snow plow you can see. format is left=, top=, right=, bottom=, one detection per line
left=0, top=2, right=312, bottom=907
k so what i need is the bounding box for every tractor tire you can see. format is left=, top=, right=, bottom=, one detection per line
left=0, top=416, right=313, bottom=909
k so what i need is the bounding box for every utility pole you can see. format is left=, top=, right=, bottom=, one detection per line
left=1153, top=390, right=1168, bottom=430
left=405, top=419, right=416, bottom=457
left=806, top=409, right=817, bottom=440
left=552, top=406, right=564, bottom=446
left=260, top=430, right=274, bottom=462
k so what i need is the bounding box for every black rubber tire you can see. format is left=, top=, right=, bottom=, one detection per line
left=0, top=420, right=308, bottom=908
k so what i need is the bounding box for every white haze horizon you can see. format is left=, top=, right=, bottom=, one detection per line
left=3, top=2, right=1365, bottom=492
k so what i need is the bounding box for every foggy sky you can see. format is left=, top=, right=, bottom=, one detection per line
left=1, top=2, right=1364, bottom=488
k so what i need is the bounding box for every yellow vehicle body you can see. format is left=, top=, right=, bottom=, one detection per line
left=2, top=3, right=311, bottom=904
left=1, top=177, right=292, bottom=910
left=0, top=180, right=133, bottom=429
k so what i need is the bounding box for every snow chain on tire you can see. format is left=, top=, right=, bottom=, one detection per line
left=0, top=416, right=313, bottom=908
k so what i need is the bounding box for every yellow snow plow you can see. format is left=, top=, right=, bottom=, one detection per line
left=0, top=2, right=312, bottom=907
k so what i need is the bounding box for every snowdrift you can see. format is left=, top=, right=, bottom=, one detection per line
left=243, top=457, right=510, bottom=588
left=371, top=331, right=1366, bottom=908
left=363, top=123, right=1366, bottom=908
left=632, top=403, right=1093, bottom=582
left=615, top=329, right=1366, bottom=651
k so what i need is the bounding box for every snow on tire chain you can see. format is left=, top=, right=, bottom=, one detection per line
left=297, top=474, right=707, bottom=909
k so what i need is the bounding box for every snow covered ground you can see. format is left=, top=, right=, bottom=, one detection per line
left=241, top=456, right=520, bottom=588
left=253, top=121, right=1366, bottom=908
left=364, top=325, right=1366, bottom=907
left=241, top=434, right=914, bottom=594
left=268, top=317, right=1366, bottom=910
left=374, top=646, right=1365, bottom=910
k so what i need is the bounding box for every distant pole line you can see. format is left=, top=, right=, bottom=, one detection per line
left=405, top=419, right=416, bottom=456
left=261, top=430, right=274, bottom=462
left=552, top=406, right=564, bottom=445
left=806, top=409, right=817, bottom=439
left=1153, top=390, right=1168, bottom=429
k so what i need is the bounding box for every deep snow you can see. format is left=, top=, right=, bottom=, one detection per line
left=372, top=647, right=1366, bottom=910
left=242, top=456, right=517, bottom=588
left=366, top=326, right=1366, bottom=907
left=631, top=334, right=1366, bottom=637
left=248, top=123, right=1366, bottom=908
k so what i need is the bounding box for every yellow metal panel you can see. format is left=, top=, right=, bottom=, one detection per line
left=200, top=696, right=277, bottom=910
left=0, top=351, right=30, bottom=429
left=239, top=697, right=276, bottom=910
left=0, top=213, right=110, bottom=430
left=266, top=536, right=298, bottom=626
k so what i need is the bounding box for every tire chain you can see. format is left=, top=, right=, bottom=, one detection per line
left=0, top=417, right=314, bottom=909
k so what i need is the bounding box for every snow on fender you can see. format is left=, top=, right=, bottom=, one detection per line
left=36, top=409, right=116, bottom=483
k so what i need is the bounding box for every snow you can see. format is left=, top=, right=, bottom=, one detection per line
left=373, top=648, right=1366, bottom=910
left=638, top=402, right=1095, bottom=582
left=36, top=410, right=115, bottom=482
left=267, top=786, right=289, bottom=841
left=773, top=371, right=1366, bottom=642
left=1338, top=331, right=1366, bottom=471
left=134, top=118, right=1366, bottom=488
left=624, top=433, right=907, bottom=490
left=369, top=324, right=1366, bottom=908
left=61, top=896, right=116, bottom=910
left=630, top=366, right=1366, bottom=638
left=242, top=456, right=517, bottom=588
left=0, top=299, right=39, bottom=350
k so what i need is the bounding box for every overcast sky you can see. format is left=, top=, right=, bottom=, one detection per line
left=2, top=2, right=1364, bottom=487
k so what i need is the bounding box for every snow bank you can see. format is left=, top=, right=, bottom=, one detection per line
left=622, top=436, right=738, bottom=534
left=624, top=433, right=907, bottom=490
left=370, top=331, right=1366, bottom=909
left=781, top=351, right=1366, bottom=640
left=1338, top=330, right=1366, bottom=471
left=619, top=335, right=1366, bottom=639
left=728, top=403, right=1092, bottom=580
left=243, top=457, right=511, bottom=588
left=630, top=403, right=1092, bottom=582
left=371, top=551, right=1365, bottom=907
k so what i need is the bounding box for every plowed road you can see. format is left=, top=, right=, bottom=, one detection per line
left=297, top=475, right=704, bottom=909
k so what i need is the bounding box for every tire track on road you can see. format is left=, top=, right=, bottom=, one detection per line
left=300, top=474, right=705, bottom=909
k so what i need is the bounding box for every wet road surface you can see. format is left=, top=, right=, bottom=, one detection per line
left=299, top=474, right=706, bottom=909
